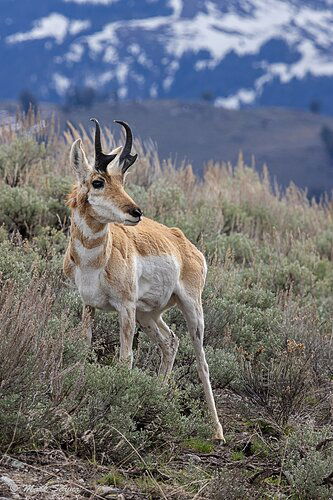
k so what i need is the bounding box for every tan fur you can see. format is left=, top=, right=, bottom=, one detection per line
left=64, top=214, right=205, bottom=293
left=63, top=135, right=225, bottom=442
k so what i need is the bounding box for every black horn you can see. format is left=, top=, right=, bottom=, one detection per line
left=90, top=118, right=117, bottom=172
left=114, top=120, right=138, bottom=173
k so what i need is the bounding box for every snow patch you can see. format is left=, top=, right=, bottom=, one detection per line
left=169, top=0, right=182, bottom=18
left=104, top=46, right=118, bottom=63
left=99, top=71, right=113, bottom=85
left=65, top=43, right=84, bottom=62
left=257, top=40, right=333, bottom=87
left=116, top=62, right=128, bottom=85
left=7, top=13, right=89, bottom=45
left=215, top=89, right=256, bottom=110
left=163, top=76, right=173, bottom=91
left=118, top=87, right=127, bottom=98
left=170, top=0, right=294, bottom=63
left=195, top=59, right=215, bottom=71
left=128, top=43, right=140, bottom=55
left=53, top=73, right=71, bottom=95
left=137, top=52, right=153, bottom=69
left=69, top=20, right=90, bottom=36
left=150, top=83, right=158, bottom=98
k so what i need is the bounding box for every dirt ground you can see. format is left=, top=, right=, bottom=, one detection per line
left=0, top=452, right=146, bottom=500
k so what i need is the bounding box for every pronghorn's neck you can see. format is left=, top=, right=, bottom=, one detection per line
left=71, top=208, right=110, bottom=269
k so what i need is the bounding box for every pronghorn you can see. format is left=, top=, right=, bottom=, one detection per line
left=63, top=118, right=225, bottom=441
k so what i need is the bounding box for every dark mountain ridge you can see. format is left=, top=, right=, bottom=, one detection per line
left=57, top=100, right=333, bottom=197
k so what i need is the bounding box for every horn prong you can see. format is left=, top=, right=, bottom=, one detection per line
left=114, top=120, right=137, bottom=172
left=90, top=117, right=116, bottom=172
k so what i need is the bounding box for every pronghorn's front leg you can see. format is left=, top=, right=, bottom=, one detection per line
left=118, top=306, right=136, bottom=368
left=82, top=304, right=95, bottom=346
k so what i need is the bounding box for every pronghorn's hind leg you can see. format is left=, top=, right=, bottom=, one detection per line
left=176, top=291, right=225, bottom=442
left=136, top=312, right=179, bottom=378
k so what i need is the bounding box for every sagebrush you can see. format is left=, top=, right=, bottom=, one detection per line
left=0, top=112, right=332, bottom=499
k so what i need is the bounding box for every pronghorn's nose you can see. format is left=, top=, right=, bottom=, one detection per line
left=129, top=207, right=143, bottom=218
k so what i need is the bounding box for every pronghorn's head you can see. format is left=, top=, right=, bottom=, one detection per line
left=69, top=119, right=142, bottom=226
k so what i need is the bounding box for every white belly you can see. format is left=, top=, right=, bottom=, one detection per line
left=136, top=255, right=180, bottom=312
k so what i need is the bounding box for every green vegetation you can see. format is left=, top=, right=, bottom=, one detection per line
left=0, top=112, right=332, bottom=498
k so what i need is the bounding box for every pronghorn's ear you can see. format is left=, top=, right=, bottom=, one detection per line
left=70, top=138, right=92, bottom=182
left=106, top=146, right=123, bottom=175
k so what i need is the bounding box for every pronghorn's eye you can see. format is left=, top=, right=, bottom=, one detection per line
left=92, top=179, right=105, bottom=189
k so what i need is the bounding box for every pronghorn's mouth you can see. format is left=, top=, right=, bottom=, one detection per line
left=124, top=218, right=141, bottom=226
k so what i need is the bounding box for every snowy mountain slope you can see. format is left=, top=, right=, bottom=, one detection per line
left=2, top=0, right=333, bottom=112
